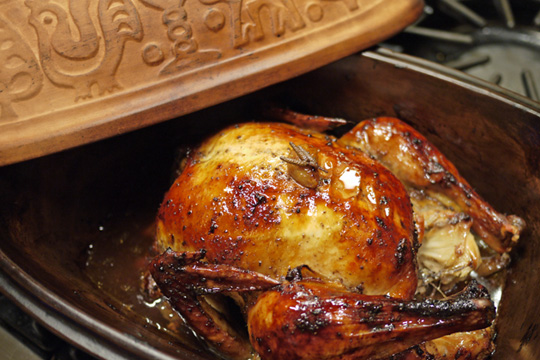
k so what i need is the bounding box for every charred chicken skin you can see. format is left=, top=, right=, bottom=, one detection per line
left=149, top=115, right=524, bottom=360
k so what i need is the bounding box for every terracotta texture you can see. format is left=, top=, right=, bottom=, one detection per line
left=0, top=0, right=423, bottom=166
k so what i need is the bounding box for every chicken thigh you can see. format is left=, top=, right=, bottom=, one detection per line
left=149, top=118, right=514, bottom=360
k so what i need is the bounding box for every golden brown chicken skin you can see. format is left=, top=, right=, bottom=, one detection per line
left=155, top=122, right=418, bottom=299
left=339, top=117, right=525, bottom=254
left=247, top=278, right=494, bottom=360
left=150, top=121, right=501, bottom=360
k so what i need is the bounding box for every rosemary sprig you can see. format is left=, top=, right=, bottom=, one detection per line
left=280, top=142, right=327, bottom=173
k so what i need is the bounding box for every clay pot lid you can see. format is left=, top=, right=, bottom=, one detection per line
left=0, top=0, right=423, bottom=166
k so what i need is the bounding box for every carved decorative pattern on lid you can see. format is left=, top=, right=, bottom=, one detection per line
left=0, top=0, right=423, bottom=166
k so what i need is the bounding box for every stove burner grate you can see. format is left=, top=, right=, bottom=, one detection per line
left=385, top=0, right=540, bottom=102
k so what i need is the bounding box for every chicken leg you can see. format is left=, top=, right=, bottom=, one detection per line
left=338, top=117, right=525, bottom=253
left=151, top=249, right=495, bottom=360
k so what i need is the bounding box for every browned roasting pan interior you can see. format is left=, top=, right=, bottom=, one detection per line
left=0, top=51, right=539, bottom=359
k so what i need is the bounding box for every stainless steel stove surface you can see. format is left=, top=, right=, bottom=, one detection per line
left=384, top=0, right=540, bottom=102
left=0, top=295, right=95, bottom=360
left=0, top=326, right=41, bottom=360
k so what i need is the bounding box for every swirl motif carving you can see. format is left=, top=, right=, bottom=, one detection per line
left=25, top=0, right=143, bottom=101
left=0, top=16, right=43, bottom=121
left=199, top=0, right=307, bottom=48
left=139, top=0, right=221, bottom=75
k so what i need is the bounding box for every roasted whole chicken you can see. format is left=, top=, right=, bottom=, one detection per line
left=149, top=112, right=525, bottom=360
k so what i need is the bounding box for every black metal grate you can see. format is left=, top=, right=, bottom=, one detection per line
left=384, top=0, right=540, bottom=102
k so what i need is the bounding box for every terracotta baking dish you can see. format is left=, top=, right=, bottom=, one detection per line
left=0, top=49, right=539, bottom=359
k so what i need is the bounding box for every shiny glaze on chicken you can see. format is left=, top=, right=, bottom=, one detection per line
left=156, top=122, right=418, bottom=298
left=149, top=115, right=523, bottom=360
